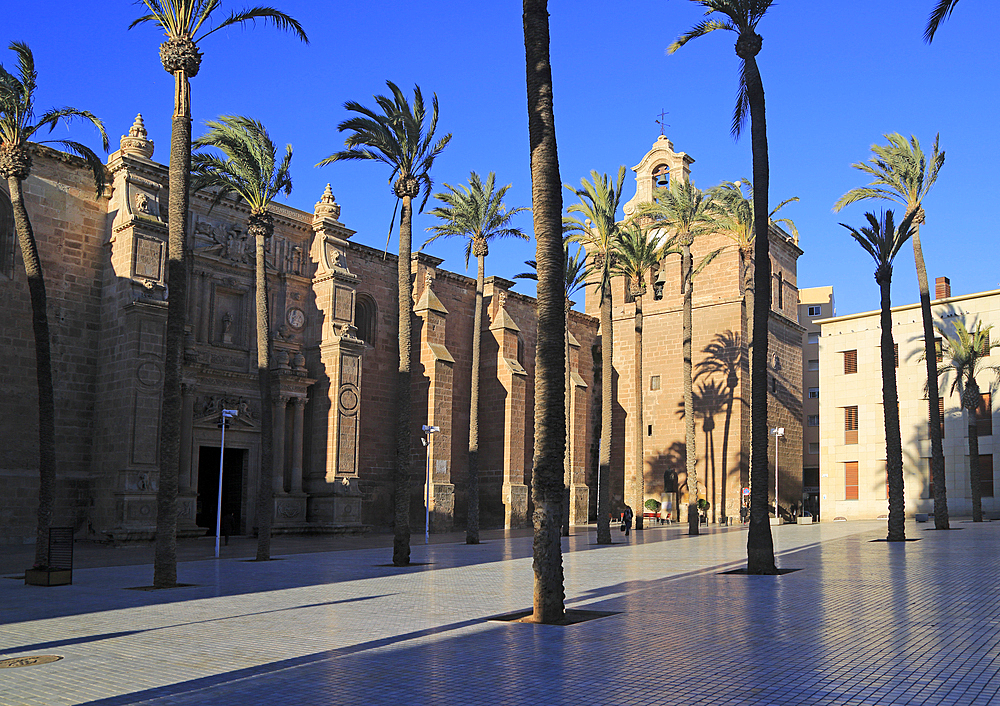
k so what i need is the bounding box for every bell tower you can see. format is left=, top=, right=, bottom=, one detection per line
left=622, top=135, right=695, bottom=218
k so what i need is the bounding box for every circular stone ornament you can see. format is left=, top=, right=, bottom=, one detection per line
left=287, top=308, right=305, bottom=329
left=0, top=655, right=63, bottom=669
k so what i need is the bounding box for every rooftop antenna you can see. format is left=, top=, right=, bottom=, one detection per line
left=656, top=109, right=670, bottom=136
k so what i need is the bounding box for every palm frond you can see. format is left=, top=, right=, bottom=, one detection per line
left=191, top=114, right=292, bottom=215
left=667, top=18, right=731, bottom=54
left=318, top=80, right=452, bottom=217
left=423, top=170, right=528, bottom=268
left=840, top=209, right=916, bottom=282
left=924, top=0, right=960, bottom=43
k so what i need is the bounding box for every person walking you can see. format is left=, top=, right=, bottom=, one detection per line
left=623, top=505, right=634, bottom=537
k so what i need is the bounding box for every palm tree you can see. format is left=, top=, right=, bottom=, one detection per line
left=319, top=81, right=451, bottom=567
left=565, top=167, right=628, bottom=546
left=937, top=320, right=998, bottom=522
left=669, top=0, right=779, bottom=573
left=611, top=222, right=671, bottom=532
left=841, top=210, right=916, bottom=541
left=424, top=171, right=528, bottom=545
left=190, top=115, right=292, bottom=561
left=0, top=42, right=108, bottom=570
left=516, top=244, right=588, bottom=537
left=833, top=133, right=948, bottom=530
left=925, top=0, right=960, bottom=42
left=523, top=0, right=567, bottom=624
left=709, top=178, right=797, bottom=360
left=638, top=180, right=720, bottom=535
left=131, top=0, right=307, bottom=589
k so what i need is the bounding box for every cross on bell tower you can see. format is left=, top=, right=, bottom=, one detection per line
left=656, top=109, right=670, bottom=136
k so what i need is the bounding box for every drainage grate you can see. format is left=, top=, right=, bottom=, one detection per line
left=0, top=655, right=63, bottom=669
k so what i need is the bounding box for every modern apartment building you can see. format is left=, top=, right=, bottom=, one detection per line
left=817, top=278, right=1000, bottom=520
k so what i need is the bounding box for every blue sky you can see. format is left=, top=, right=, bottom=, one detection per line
left=4, top=1, right=997, bottom=317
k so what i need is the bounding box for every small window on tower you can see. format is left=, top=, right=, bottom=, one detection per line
left=650, top=375, right=661, bottom=391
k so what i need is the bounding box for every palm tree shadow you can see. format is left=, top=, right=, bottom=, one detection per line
left=687, top=330, right=744, bottom=521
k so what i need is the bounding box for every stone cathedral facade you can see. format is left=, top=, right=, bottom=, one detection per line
left=0, top=123, right=806, bottom=546
left=0, top=116, right=599, bottom=544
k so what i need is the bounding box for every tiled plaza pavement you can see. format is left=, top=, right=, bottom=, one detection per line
left=2, top=519, right=1000, bottom=706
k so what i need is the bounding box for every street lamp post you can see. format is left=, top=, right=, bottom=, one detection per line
left=422, top=424, right=441, bottom=545
left=215, top=409, right=238, bottom=558
left=771, top=426, right=784, bottom=521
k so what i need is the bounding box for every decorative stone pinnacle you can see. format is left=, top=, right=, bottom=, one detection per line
left=120, top=113, right=154, bottom=159
left=129, top=114, right=147, bottom=139
left=425, top=271, right=434, bottom=287
left=313, top=183, right=341, bottom=223
left=498, top=291, right=507, bottom=309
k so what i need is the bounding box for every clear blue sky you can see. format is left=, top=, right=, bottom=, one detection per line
left=5, top=1, right=997, bottom=317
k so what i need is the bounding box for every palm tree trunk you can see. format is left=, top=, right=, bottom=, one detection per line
left=154, top=69, right=193, bottom=588
left=393, top=195, right=414, bottom=566
left=913, top=226, right=949, bottom=529
left=8, top=175, right=57, bottom=569
left=880, top=277, right=906, bottom=541
left=744, top=54, right=777, bottom=574
left=633, top=295, right=644, bottom=531
left=254, top=226, right=275, bottom=561
left=524, top=0, right=566, bottom=623
left=683, top=244, right=698, bottom=536
left=466, top=254, right=484, bottom=544
left=966, top=391, right=983, bottom=522
left=597, top=291, right=613, bottom=545
left=741, top=249, right=753, bottom=510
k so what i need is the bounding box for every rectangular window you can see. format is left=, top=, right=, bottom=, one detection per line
left=939, top=397, right=945, bottom=439
left=845, top=406, right=858, bottom=444
left=808, top=415, right=820, bottom=427
left=844, top=350, right=858, bottom=375
left=808, top=359, right=819, bottom=371
left=807, top=305, right=822, bottom=316
left=894, top=343, right=899, bottom=368
left=845, top=461, right=859, bottom=500
left=808, top=442, right=819, bottom=455
left=981, top=454, right=994, bottom=498
left=935, top=337, right=943, bottom=363
left=771, top=376, right=778, bottom=394
left=981, top=331, right=991, bottom=358
left=978, top=393, right=992, bottom=436
left=808, top=332, right=819, bottom=345
left=808, top=387, right=820, bottom=399
left=650, top=375, right=661, bottom=391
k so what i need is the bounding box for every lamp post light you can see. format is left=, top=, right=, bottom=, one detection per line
left=215, top=409, right=238, bottom=558
left=771, top=426, right=785, bottom=521
left=422, top=424, right=441, bottom=545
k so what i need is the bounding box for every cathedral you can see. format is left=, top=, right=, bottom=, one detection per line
left=0, top=115, right=598, bottom=544
left=0, top=122, right=802, bottom=545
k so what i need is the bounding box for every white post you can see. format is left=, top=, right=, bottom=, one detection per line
left=215, top=409, right=238, bottom=558
left=422, top=424, right=440, bottom=545
left=771, top=427, right=784, bottom=521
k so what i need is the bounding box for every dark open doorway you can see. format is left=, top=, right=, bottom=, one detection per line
left=197, top=446, right=245, bottom=536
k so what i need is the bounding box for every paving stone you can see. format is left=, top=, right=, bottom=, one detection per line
left=1, top=521, right=998, bottom=705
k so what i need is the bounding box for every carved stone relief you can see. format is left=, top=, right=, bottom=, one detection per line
left=196, top=394, right=258, bottom=421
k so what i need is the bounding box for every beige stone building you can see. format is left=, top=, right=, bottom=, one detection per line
left=0, top=116, right=599, bottom=545
left=590, top=136, right=804, bottom=524
left=817, top=278, right=1000, bottom=520
left=799, top=286, right=835, bottom=515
